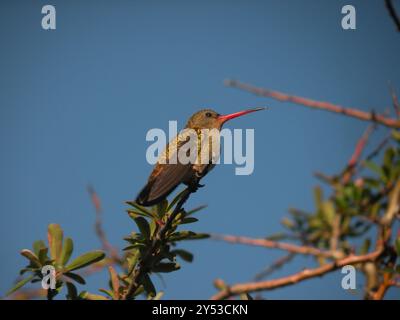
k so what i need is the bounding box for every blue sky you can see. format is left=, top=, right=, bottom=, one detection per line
left=1, top=0, right=399, bottom=299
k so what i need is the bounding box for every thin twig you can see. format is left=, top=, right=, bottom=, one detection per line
left=342, top=124, right=377, bottom=183
left=254, top=253, right=295, bottom=281
left=371, top=271, right=395, bottom=300
left=385, top=0, right=400, bottom=31
left=388, top=83, right=400, bottom=117
left=365, top=134, right=391, bottom=162
left=224, top=79, right=400, bottom=129
left=87, top=185, right=121, bottom=263
left=211, top=234, right=333, bottom=258
left=313, top=171, right=336, bottom=185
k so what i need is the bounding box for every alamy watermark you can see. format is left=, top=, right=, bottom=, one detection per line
left=341, top=5, right=356, bottom=30
left=145, top=121, right=256, bottom=175
left=39, top=4, right=356, bottom=32
left=41, top=265, right=56, bottom=290
left=41, top=5, right=56, bottom=30
left=341, top=265, right=356, bottom=290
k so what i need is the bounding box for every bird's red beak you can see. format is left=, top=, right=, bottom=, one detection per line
left=218, top=107, right=265, bottom=124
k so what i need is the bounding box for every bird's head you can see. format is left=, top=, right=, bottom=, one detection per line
left=185, top=107, right=265, bottom=130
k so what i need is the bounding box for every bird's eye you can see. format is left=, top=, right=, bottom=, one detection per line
left=205, top=112, right=212, bottom=117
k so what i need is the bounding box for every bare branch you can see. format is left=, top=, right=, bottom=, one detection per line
left=211, top=248, right=383, bottom=300
left=6, top=288, right=47, bottom=300
left=87, top=185, right=121, bottom=263
left=224, top=79, right=400, bottom=129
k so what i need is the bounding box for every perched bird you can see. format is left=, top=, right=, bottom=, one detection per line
left=136, top=107, right=264, bottom=206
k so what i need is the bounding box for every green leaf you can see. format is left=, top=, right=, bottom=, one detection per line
left=59, top=237, right=74, bottom=266
left=166, top=188, right=188, bottom=211
left=156, top=199, right=168, bottom=218
left=79, top=291, right=109, bottom=300
left=126, top=201, right=156, bottom=218
left=363, top=177, right=381, bottom=189
left=66, top=282, right=78, bottom=300
left=123, top=243, right=146, bottom=251
left=126, top=209, right=153, bottom=219
left=360, top=238, right=371, bottom=255
left=313, top=186, right=323, bottom=210
left=132, top=216, right=150, bottom=239
left=99, top=289, right=114, bottom=299
left=33, top=240, right=46, bottom=256
left=127, top=250, right=140, bottom=275
left=47, top=281, right=64, bottom=300
left=186, top=232, right=209, bottom=240
left=180, top=217, right=198, bottom=224
left=321, top=200, right=335, bottom=224
left=38, top=247, right=49, bottom=265
left=186, top=205, right=207, bottom=216
left=19, top=267, right=36, bottom=275
left=20, top=249, right=41, bottom=268
left=6, top=274, right=35, bottom=296
left=65, top=250, right=105, bottom=272
left=396, top=265, right=400, bottom=274
left=133, top=285, right=145, bottom=297
left=152, top=291, right=164, bottom=300
left=391, top=129, right=400, bottom=142
left=265, top=233, right=289, bottom=241
left=383, top=147, right=395, bottom=168
left=172, top=249, right=194, bottom=262
left=309, top=218, right=322, bottom=229
left=152, top=262, right=181, bottom=273
left=64, top=272, right=86, bottom=285
left=142, top=274, right=156, bottom=297
left=281, top=217, right=295, bottom=229
left=240, top=293, right=253, bottom=300
left=168, top=231, right=209, bottom=242
left=108, top=266, right=120, bottom=299
left=124, top=232, right=143, bottom=243
left=396, top=237, right=400, bottom=256
left=364, top=160, right=385, bottom=179
left=48, top=224, right=63, bottom=262
left=149, top=219, right=157, bottom=238
left=289, top=208, right=310, bottom=218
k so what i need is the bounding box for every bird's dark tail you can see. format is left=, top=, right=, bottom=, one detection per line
left=136, top=163, right=191, bottom=206
left=136, top=181, right=155, bottom=207
left=136, top=178, right=182, bottom=207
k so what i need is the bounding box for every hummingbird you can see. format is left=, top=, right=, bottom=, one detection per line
left=136, top=107, right=264, bottom=206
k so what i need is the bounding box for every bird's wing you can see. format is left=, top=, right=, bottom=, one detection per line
left=139, top=162, right=192, bottom=206
left=136, top=136, right=194, bottom=206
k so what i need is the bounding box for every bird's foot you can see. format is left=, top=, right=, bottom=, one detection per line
left=188, top=182, right=205, bottom=193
